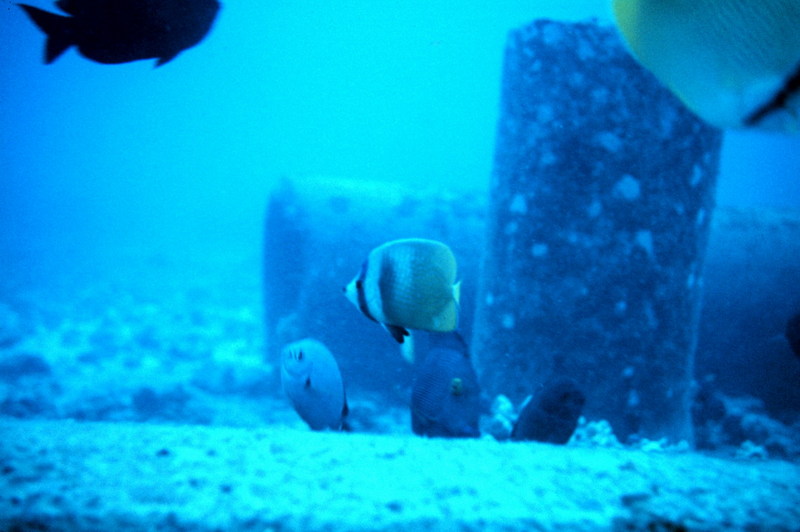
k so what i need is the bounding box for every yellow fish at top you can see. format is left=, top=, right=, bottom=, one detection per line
left=612, top=0, right=800, bottom=132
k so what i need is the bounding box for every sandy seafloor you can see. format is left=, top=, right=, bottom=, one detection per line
left=2, top=419, right=800, bottom=531
left=1, top=249, right=799, bottom=531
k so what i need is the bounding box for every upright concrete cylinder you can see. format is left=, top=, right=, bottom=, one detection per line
left=472, top=20, right=723, bottom=443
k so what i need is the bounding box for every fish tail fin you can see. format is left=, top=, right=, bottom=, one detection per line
left=453, top=280, right=461, bottom=305
left=18, top=4, right=73, bottom=63
left=400, top=330, right=415, bottom=364
left=432, top=280, right=461, bottom=332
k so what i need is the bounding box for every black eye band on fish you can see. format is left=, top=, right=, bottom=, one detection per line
left=744, top=61, right=800, bottom=126
left=355, top=264, right=377, bottom=323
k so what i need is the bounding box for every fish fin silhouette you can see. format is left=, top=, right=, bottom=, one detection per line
left=18, top=4, right=73, bottom=63
left=384, top=323, right=409, bottom=344
left=155, top=51, right=180, bottom=67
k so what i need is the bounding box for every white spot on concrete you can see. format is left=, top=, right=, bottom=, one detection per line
left=644, top=302, right=658, bottom=329
left=596, top=132, right=622, bottom=153
left=531, top=243, right=548, bottom=257
left=635, top=230, right=654, bottom=258
left=614, top=300, right=627, bottom=315
left=542, top=23, right=564, bottom=45
left=696, top=208, right=706, bottom=227
left=687, top=272, right=696, bottom=289
left=504, top=221, right=518, bottom=235
left=659, top=106, right=678, bottom=138
left=486, top=293, right=495, bottom=306
left=690, top=165, right=702, bottom=187
left=578, top=39, right=594, bottom=61
left=537, top=105, right=554, bottom=123
left=591, top=87, right=609, bottom=105
left=501, top=313, right=515, bottom=329
left=587, top=200, right=602, bottom=218
left=613, top=175, right=640, bottom=201
left=622, top=366, right=635, bottom=378
left=509, top=194, right=527, bottom=215
left=627, top=389, right=640, bottom=408
left=540, top=151, right=557, bottom=166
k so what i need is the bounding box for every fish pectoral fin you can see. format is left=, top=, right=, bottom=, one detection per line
left=384, top=324, right=410, bottom=344
left=399, top=331, right=415, bottom=364
left=155, top=51, right=180, bottom=67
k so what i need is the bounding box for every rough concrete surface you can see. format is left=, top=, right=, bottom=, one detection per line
left=473, top=19, right=721, bottom=444
left=1, top=419, right=798, bottom=531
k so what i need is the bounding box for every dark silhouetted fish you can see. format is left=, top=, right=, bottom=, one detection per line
left=511, top=377, right=585, bottom=444
left=787, top=312, right=800, bottom=358
left=281, top=339, right=349, bottom=431
left=411, top=331, right=480, bottom=438
left=18, top=0, right=220, bottom=66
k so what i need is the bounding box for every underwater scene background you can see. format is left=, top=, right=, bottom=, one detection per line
left=2, top=0, right=800, bottom=530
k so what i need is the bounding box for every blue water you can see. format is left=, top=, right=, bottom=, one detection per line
left=1, top=2, right=799, bottom=528
left=2, top=0, right=799, bottom=282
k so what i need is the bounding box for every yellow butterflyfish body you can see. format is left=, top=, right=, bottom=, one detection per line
left=344, top=238, right=461, bottom=347
left=612, top=0, right=800, bottom=132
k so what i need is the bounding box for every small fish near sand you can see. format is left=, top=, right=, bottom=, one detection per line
left=18, top=0, right=220, bottom=66
left=343, top=238, right=461, bottom=354
left=511, top=377, right=585, bottom=444
left=280, top=339, right=348, bottom=431
left=612, top=0, right=800, bottom=132
left=411, top=332, right=481, bottom=438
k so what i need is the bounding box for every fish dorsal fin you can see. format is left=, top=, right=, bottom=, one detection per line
left=18, top=5, right=73, bottom=63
